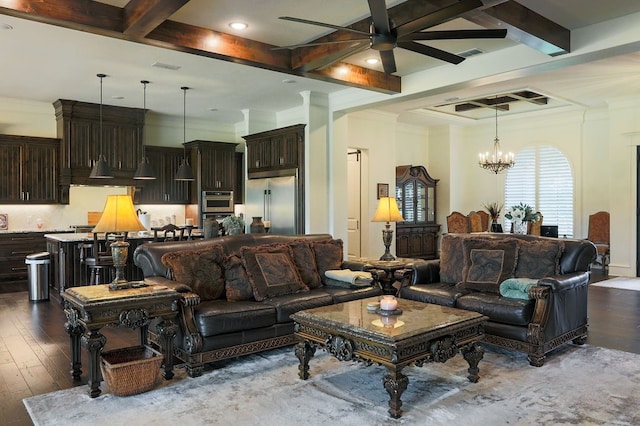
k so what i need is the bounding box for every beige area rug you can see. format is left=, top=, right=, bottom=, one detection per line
left=23, top=344, right=640, bottom=425
left=591, top=276, right=640, bottom=291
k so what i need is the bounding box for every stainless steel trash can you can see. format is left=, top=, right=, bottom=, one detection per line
left=25, top=252, right=50, bottom=302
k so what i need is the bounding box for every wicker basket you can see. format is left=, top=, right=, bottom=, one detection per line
left=100, top=345, right=164, bottom=396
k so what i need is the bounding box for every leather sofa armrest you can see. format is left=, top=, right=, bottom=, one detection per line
left=537, top=272, right=590, bottom=292
left=341, top=260, right=374, bottom=271
left=143, top=276, right=194, bottom=293
left=404, top=259, right=440, bottom=285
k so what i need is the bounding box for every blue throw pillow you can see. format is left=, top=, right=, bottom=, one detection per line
left=499, top=277, right=538, bottom=300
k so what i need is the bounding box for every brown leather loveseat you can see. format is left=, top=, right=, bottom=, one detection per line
left=398, top=233, right=596, bottom=366
left=133, top=233, right=382, bottom=377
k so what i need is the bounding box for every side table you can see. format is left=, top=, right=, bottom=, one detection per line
left=62, top=282, right=180, bottom=398
left=363, top=259, right=416, bottom=295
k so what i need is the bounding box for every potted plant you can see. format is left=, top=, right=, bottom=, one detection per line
left=483, top=202, right=503, bottom=232
left=222, top=215, right=245, bottom=235
left=504, top=203, right=541, bottom=234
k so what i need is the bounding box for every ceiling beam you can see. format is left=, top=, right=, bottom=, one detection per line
left=122, top=0, right=190, bottom=38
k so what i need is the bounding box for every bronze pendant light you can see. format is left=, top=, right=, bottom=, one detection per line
left=133, top=80, right=156, bottom=180
left=89, top=73, right=114, bottom=178
left=175, top=86, right=195, bottom=181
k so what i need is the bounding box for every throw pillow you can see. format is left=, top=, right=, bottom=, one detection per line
left=500, top=277, right=539, bottom=300
left=241, top=244, right=308, bottom=301
left=458, top=238, right=519, bottom=294
left=288, top=240, right=322, bottom=289
left=312, top=239, right=344, bottom=285
left=439, top=234, right=465, bottom=284
left=515, top=240, right=565, bottom=279
left=223, top=253, right=254, bottom=302
left=161, top=245, right=226, bottom=301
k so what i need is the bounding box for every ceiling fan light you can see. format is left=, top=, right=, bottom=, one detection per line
left=365, top=57, right=379, bottom=64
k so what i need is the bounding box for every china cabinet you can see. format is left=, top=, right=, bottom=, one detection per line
left=395, top=165, right=440, bottom=259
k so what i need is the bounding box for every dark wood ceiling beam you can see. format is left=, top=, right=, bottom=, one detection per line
left=122, top=0, right=189, bottom=38
left=468, top=1, right=570, bottom=55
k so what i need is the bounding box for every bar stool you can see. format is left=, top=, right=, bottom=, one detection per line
left=84, top=232, right=114, bottom=285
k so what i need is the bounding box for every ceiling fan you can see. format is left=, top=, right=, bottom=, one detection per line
left=275, top=0, right=507, bottom=74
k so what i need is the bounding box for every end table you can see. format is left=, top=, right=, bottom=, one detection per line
left=62, top=282, right=180, bottom=398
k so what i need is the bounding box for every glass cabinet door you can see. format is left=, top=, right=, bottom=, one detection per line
left=427, top=187, right=435, bottom=222
left=416, top=182, right=426, bottom=222
left=403, top=181, right=415, bottom=223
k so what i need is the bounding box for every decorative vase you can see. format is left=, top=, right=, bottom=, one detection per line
left=490, top=220, right=503, bottom=233
left=250, top=216, right=265, bottom=233
left=513, top=220, right=527, bottom=234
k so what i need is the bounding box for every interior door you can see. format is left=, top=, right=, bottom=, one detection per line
left=347, top=149, right=361, bottom=259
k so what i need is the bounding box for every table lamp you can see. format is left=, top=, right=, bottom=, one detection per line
left=93, top=195, right=146, bottom=290
left=371, top=197, right=404, bottom=261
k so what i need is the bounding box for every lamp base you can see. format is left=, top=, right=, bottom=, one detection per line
left=379, top=225, right=396, bottom=261
left=108, top=236, right=131, bottom=291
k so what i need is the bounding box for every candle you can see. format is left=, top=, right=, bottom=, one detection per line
left=263, top=220, right=271, bottom=228
left=185, top=218, right=194, bottom=226
left=380, top=295, right=398, bottom=311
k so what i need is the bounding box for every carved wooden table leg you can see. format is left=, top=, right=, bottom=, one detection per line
left=64, top=310, right=84, bottom=381
left=461, top=342, right=484, bottom=383
left=81, top=330, right=106, bottom=398
left=139, top=323, right=149, bottom=346
left=383, top=366, right=409, bottom=419
left=156, top=319, right=178, bottom=380
left=294, top=340, right=316, bottom=380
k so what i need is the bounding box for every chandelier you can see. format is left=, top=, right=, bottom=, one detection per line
left=478, top=98, right=515, bottom=174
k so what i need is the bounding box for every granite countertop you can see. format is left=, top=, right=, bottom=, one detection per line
left=0, top=228, right=73, bottom=235
left=45, top=229, right=202, bottom=242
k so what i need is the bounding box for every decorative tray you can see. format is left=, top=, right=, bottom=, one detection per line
left=375, top=308, right=403, bottom=316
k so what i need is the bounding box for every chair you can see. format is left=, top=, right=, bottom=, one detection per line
left=152, top=224, right=185, bottom=242
left=476, top=210, right=490, bottom=232
left=84, top=232, right=115, bottom=285
left=588, top=211, right=610, bottom=273
left=468, top=211, right=483, bottom=233
left=528, top=213, right=543, bottom=236
left=446, top=211, right=469, bottom=233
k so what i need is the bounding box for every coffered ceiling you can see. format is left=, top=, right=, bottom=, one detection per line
left=0, top=1, right=639, bottom=126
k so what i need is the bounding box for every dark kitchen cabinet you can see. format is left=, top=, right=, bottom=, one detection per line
left=134, top=146, right=191, bottom=204
left=395, top=165, right=440, bottom=259
left=0, top=135, right=60, bottom=204
left=0, top=232, right=50, bottom=291
left=186, top=140, right=237, bottom=192
left=53, top=99, right=145, bottom=186
left=244, top=124, right=304, bottom=177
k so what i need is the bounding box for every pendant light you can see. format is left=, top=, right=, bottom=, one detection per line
left=175, top=86, right=195, bottom=181
left=89, top=73, right=114, bottom=179
left=133, top=80, right=156, bottom=180
left=478, top=96, right=515, bottom=174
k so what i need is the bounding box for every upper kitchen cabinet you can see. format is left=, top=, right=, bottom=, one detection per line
left=0, top=135, right=60, bottom=204
left=134, top=146, right=191, bottom=204
left=186, top=141, right=237, bottom=192
left=244, top=124, right=305, bottom=178
left=53, top=99, right=145, bottom=186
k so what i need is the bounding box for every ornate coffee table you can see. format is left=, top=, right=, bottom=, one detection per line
left=291, top=297, right=487, bottom=418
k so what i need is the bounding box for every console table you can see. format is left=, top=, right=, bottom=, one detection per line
left=62, top=283, right=179, bottom=397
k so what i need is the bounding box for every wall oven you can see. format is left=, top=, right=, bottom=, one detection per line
left=201, top=191, right=234, bottom=213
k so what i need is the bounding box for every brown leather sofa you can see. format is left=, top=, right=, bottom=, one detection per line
left=398, top=233, right=597, bottom=366
left=133, top=233, right=382, bottom=377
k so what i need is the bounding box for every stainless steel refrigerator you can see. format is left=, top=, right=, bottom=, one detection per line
left=245, top=176, right=298, bottom=234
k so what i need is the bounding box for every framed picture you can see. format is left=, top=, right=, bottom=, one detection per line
left=0, top=214, right=7, bottom=230
left=377, top=183, right=389, bottom=199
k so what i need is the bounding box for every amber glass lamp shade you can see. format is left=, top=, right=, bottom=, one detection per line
left=371, top=197, right=404, bottom=261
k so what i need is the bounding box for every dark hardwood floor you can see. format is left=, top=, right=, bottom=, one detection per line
left=1, top=269, right=639, bottom=425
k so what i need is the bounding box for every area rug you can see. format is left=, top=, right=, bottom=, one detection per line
left=591, top=276, right=640, bottom=291
left=24, top=344, right=640, bottom=425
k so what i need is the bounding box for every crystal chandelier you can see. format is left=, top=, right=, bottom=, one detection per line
left=478, top=99, right=515, bottom=174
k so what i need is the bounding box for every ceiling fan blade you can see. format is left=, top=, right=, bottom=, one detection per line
left=300, top=41, right=371, bottom=72
left=271, top=38, right=370, bottom=50
left=379, top=50, right=397, bottom=74
left=368, top=0, right=391, bottom=33
left=279, top=16, right=372, bottom=37
left=397, top=41, right=465, bottom=65
left=402, top=28, right=508, bottom=41
left=395, top=0, right=483, bottom=37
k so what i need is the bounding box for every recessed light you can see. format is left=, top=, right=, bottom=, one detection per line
left=337, top=66, right=349, bottom=76
left=1, top=23, right=13, bottom=30
left=365, top=58, right=379, bottom=65
left=229, top=22, right=248, bottom=30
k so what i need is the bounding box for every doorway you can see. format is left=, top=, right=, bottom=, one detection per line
left=347, top=149, right=362, bottom=259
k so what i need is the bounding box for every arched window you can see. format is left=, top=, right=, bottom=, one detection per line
left=504, top=146, right=574, bottom=237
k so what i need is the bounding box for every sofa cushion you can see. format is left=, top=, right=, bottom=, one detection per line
left=312, top=239, right=344, bottom=285
left=241, top=244, right=308, bottom=302
left=289, top=240, right=322, bottom=289
left=223, top=254, right=254, bottom=302
left=515, top=240, right=564, bottom=278
left=161, top=245, right=226, bottom=301
left=193, top=300, right=276, bottom=337
left=458, top=238, right=519, bottom=294
left=261, top=290, right=333, bottom=323
left=439, top=234, right=465, bottom=284
left=456, top=292, right=534, bottom=326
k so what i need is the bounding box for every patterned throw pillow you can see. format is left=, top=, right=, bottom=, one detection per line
left=223, top=253, right=255, bottom=301
left=161, top=245, right=226, bottom=301
left=288, top=240, right=322, bottom=289
left=241, top=244, right=308, bottom=301
left=515, top=240, right=565, bottom=279
left=458, top=238, right=519, bottom=294
left=439, top=234, right=465, bottom=284
left=311, top=239, right=344, bottom=285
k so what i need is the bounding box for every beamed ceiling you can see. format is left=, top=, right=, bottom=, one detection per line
left=0, top=0, right=569, bottom=94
